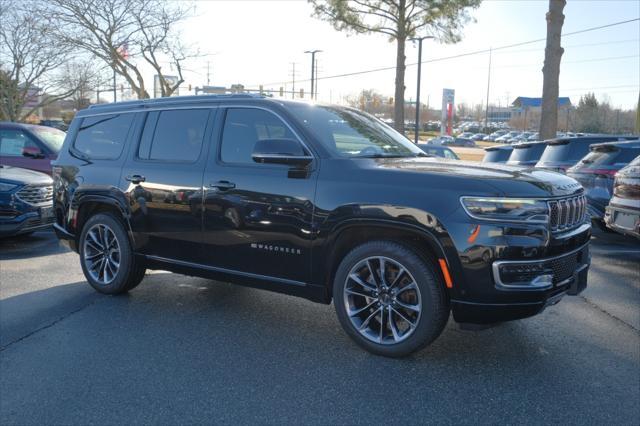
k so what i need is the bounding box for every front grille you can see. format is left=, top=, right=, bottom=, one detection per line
left=548, top=195, right=586, bottom=232
left=16, top=184, right=53, bottom=205
left=548, top=251, right=579, bottom=284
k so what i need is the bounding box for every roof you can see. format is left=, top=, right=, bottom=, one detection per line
left=590, top=140, right=640, bottom=150
left=484, top=144, right=514, bottom=151
left=512, top=140, right=548, bottom=149
left=512, top=97, right=572, bottom=108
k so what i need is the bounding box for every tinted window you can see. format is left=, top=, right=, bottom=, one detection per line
left=483, top=149, right=512, bottom=163
left=139, top=109, right=209, bottom=162
left=539, top=143, right=571, bottom=163
left=221, top=108, right=299, bottom=164
left=508, top=144, right=546, bottom=162
left=74, top=114, right=134, bottom=159
left=0, top=130, right=40, bottom=156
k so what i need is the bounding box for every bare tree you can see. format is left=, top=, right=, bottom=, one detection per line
left=59, top=61, right=106, bottom=111
left=45, top=0, right=197, bottom=99
left=539, top=0, right=566, bottom=140
left=309, top=0, right=481, bottom=132
left=0, top=1, right=77, bottom=121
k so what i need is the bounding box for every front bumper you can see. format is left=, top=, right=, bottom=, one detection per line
left=0, top=209, right=55, bottom=237
left=452, top=243, right=589, bottom=324
left=604, top=205, right=640, bottom=239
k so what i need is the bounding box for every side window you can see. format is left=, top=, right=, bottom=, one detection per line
left=220, top=108, right=299, bottom=165
left=0, top=130, right=40, bottom=156
left=138, top=109, right=209, bottom=162
left=74, top=114, right=134, bottom=159
left=444, top=150, right=456, bottom=159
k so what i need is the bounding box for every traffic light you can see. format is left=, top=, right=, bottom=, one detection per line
left=279, top=87, right=284, bottom=97
left=300, top=88, right=304, bottom=98
left=188, top=84, right=192, bottom=91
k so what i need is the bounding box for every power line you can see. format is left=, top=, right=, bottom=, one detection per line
left=254, top=17, right=639, bottom=87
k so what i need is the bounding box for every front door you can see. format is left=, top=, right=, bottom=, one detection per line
left=0, top=128, right=52, bottom=174
left=202, top=107, right=317, bottom=284
left=120, top=108, right=216, bottom=262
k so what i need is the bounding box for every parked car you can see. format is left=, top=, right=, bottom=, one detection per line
left=427, top=135, right=455, bottom=145
left=508, top=131, right=534, bottom=143
left=483, top=130, right=508, bottom=142
left=604, top=156, right=640, bottom=239
left=0, top=165, right=54, bottom=237
left=527, top=133, right=540, bottom=142
left=506, top=141, right=548, bottom=166
left=457, top=132, right=474, bottom=139
left=442, top=137, right=476, bottom=147
left=536, top=135, right=637, bottom=173
left=53, top=95, right=591, bottom=357
left=39, top=119, right=68, bottom=131
left=567, top=140, right=640, bottom=228
left=0, top=122, right=66, bottom=175
left=417, top=144, right=460, bottom=160
left=470, top=133, right=486, bottom=141
left=482, top=144, right=514, bottom=163
left=495, top=131, right=521, bottom=143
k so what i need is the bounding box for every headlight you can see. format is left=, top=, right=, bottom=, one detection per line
left=461, top=197, right=549, bottom=223
left=0, top=182, right=18, bottom=192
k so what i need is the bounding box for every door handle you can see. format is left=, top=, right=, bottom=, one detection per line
left=125, top=174, right=146, bottom=184
left=209, top=180, right=236, bottom=190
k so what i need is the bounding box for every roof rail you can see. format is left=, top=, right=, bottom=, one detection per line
left=87, top=93, right=266, bottom=109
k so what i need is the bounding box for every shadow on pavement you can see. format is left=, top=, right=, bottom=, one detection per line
left=0, top=230, right=70, bottom=261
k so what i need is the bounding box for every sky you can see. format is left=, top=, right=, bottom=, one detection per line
left=154, top=0, right=639, bottom=109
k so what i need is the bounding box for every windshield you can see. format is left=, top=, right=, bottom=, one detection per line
left=539, top=143, right=571, bottom=163
left=288, top=104, right=424, bottom=158
left=31, top=127, right=66, bottom=153
left=483, top=149, right=511, bottom=163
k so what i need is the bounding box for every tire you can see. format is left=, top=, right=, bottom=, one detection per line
left=333, top=240, right=449, bottom=357
left=79, top=212, right=146, bottom=294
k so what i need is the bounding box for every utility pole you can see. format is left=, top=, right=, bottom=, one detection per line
left=410, top=36, right=434, bottom=144
left=484, top=47, right=492, bottom=131
left=315, top=57, right=319, bottom=100
left=113, top=69, right=116, bottom=103
left=289, top=62, right=297, bottom=99
left=304, top=50, right=322, bottom=99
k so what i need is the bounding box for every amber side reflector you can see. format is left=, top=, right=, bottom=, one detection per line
left=438, top=259, right=453, bottom=288
left=468, top=225, right=480, bottom=244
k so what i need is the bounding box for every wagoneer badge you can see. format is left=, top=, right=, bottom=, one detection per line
left=251, top=243, right=301, bottom=255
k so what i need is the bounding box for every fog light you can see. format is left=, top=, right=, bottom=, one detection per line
left=496, top=263, right=554, bottom=288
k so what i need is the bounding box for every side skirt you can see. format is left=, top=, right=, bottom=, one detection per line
left=142, top=255, right=330, bottom=304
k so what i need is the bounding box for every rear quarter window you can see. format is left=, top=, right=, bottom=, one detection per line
left=73, top=114, right=134, bottom=160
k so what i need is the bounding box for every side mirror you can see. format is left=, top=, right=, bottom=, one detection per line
left=252, top=138, right=313, bottom=167
left=22, top=147, right=45, bottom=159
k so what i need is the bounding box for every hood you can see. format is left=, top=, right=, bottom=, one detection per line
left=371, top=157, right=584, bottom=198
left=0, top=165, right=52, bottom=185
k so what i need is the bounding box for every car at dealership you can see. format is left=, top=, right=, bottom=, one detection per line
left=0, top=165, right=54, bottom=237
left=0, top=122, right=66, bottom=175
left=604, top=156, right=640, bottom=239
left=416, top=144, right=460, bottom=160
left=482, top=144, right=514, bottom=163
left=442, top=137, right=477, bottom=147
left=567, top=140, right=640, bottom=229
left=505, top=141, right=548, bottom=166
left=536, top=135, right=637, bottom=173
left=483, top=129, right=508, bottom=141
left=52, top=94, right=591, bottom=357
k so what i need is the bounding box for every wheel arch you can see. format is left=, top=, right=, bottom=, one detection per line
left=319, top=220, right=455, bottom=301
left=70, top=188, right=133, bottom=246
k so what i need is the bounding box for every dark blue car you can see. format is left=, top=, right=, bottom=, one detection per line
left=0, top=165, right=54, bottom=237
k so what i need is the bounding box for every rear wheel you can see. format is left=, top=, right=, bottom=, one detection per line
left=333, top=241, right=449, bottom=357
left=79, top=213, right=146, bottom=294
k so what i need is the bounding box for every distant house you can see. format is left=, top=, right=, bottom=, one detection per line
left=510, top=96, right=573, bottom=130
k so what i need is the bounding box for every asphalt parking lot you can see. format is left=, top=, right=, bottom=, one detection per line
left=1, top=229, right=638, bottom=424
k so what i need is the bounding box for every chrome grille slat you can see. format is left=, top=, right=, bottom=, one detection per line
left=16, top=184, right=53, bottom=205
left=548, top=194, right=586, bottom=232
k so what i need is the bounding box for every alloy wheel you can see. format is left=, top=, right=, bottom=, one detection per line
left=83, top=223, right=121, bottom=285
left=343, top=256, right=422, bottom=345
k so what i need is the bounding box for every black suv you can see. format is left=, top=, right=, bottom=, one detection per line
left=53, top=95, right=591, bottom=357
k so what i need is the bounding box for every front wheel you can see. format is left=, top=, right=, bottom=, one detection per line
left=79, top=213, right=146, bottom=294
left=333, top=241, right=449, bottom=357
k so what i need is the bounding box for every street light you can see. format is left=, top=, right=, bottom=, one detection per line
left=304, top=49, right=322, bottom=100
left=410, top=36, right=434, bottom=144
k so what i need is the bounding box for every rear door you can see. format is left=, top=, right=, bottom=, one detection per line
left=121, top=107, right=216, bottom=262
